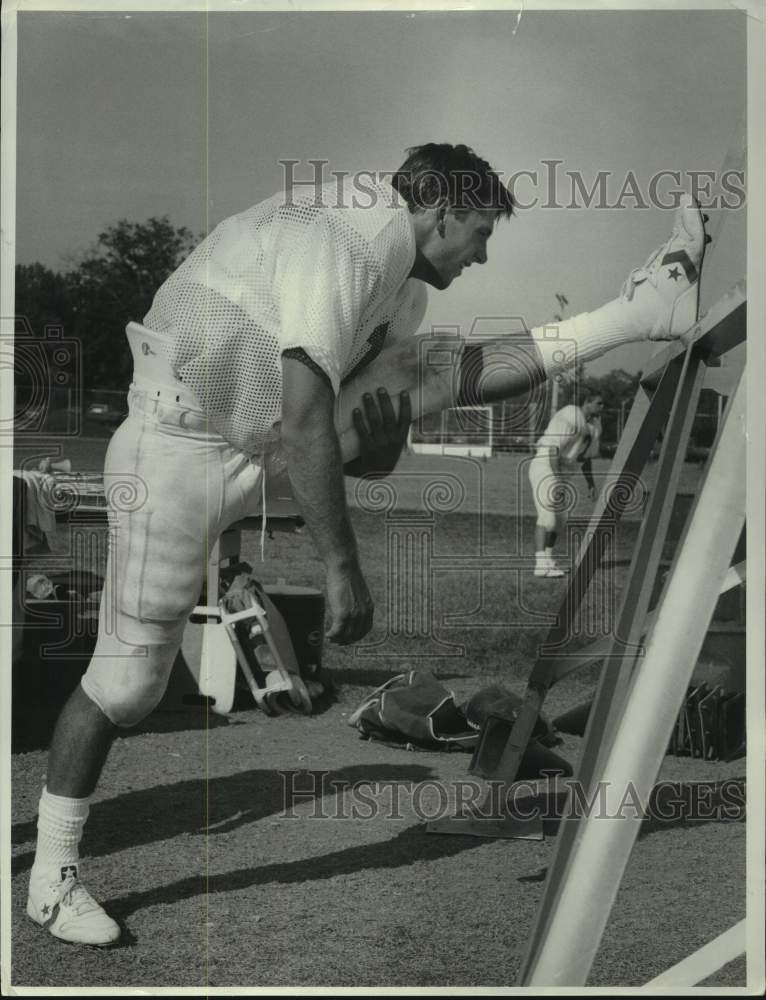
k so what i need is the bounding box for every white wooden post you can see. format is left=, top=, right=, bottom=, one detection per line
left=523, top=377, right=746, bottom=986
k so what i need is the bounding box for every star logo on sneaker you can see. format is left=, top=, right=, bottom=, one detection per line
left=667, top=266, right=681, bottom=282
left=60, top=865, right=78, bottom=880
left=661, top=249, right=698, bottom=284
left=41, top=904, right=50, bottom=916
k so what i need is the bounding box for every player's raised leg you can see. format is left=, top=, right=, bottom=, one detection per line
left=334, top=195, right=708, bottom=459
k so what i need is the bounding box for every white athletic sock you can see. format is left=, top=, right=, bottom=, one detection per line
left=535, top=549, right=547, bottom=564
left=544, top=546, right=554, bottom=560
left=32, top=787, right=90, bottom=874
left=531, top=297, right=649, bottom=380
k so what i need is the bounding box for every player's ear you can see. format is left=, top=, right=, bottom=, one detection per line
left=436, top=204, right=447, bottom=238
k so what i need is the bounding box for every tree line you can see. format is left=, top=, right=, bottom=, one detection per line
left=15, top=215, right=719, bottom=448
left=15, top=217, right=197, bottom=390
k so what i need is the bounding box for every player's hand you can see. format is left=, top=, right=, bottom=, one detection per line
left=349, top=388, right=412, bottom=478
left=325, top=562, right=374, bottom=645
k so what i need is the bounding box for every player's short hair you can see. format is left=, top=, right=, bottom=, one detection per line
left=392, top=143, right=515, bottom=218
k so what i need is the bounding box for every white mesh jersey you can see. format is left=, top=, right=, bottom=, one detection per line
left=143, top=179, right=426, bottom=455
left=535, top=404, right=590, bottom=467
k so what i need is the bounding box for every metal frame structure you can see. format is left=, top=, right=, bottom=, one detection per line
left=428, top=282, right=748, bottom=986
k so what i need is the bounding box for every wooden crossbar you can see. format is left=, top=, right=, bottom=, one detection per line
left=645, top=919, right=746, bottom=987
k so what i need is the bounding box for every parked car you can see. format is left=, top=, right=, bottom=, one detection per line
left=86, top=401, right=126, bottom=425
left=494, top=435, right=531, bottom=453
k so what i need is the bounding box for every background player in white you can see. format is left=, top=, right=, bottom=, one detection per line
left=25, top=143, right=708, bottom=946
left=528, top=393, right=605, bottom=578
left=578, top=407, right=603, bottom=499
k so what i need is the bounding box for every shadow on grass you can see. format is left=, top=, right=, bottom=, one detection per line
left=512, top=778, right=746, bottom=840
left=12, top=654, right=337, bottom=756
left=639, top=777, right=746, bottom=837
left=11, top=701, right=233, bottom=755
left=12, top=764, right=451, bottom=873
left=107, top=818, right=492, bottom=922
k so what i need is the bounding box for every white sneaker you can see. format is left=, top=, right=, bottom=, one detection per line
left=621, top=194, right=709, bottom=340
left=534, top=560, right=565, bottom=578
left=27, top=864, right=120, bottom=946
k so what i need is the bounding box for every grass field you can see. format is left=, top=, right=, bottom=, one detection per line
left=14, top=435, right=707, bottom=509
left=9, top=440, right=745, bottom=989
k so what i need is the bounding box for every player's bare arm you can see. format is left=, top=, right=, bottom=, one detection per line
left=280, top=351, right=374, bottom=645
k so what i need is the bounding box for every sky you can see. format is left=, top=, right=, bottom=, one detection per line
left=11, top=4, right=748, bottom=377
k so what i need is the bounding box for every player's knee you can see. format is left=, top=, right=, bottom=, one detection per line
left=106, top=678, right=167, bottom=728
left=82, top=670, right=168, bottom=728
left=81, top=643, right=178, bottom=728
